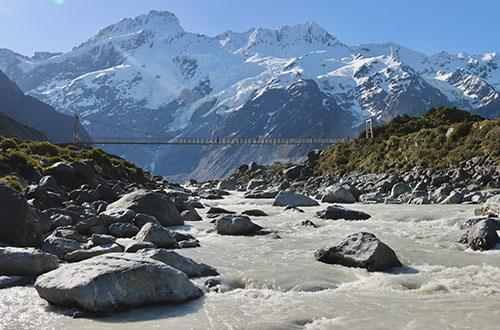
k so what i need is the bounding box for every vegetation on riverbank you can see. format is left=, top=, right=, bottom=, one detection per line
left=0, top=137, right=150, bottom=191
left=317, top=106, right=500, bottom=177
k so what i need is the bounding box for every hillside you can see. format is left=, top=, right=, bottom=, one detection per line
left=0, top=112, right=47, bottom=141
left=317, top=106, right=500, bottom=177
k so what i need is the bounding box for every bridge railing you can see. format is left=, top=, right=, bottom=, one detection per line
left=75, top=137, right=343, bottom=145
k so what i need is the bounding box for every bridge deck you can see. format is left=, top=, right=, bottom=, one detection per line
left=75, top=137, right=342, bottom=145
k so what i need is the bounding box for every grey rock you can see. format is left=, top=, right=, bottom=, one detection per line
left=359, top=192, right=384, bottom=203
left=316, top=205, right=371, bottom=221
left=390, top=182, right=410, bottom=198
left=108, top=223, right=140, bottom=238
left=115, top=238, right=157, bottom=252
left=181, top=209, right=202, bottom=221
left=217, top=179, right=237, bottom=190
left=0, top=183, right=43, bottom=247
left=34, top=253, right=203, bottom=312
left=215, top=215, right=262, bottom=235
left=51, top=226, right=86, bottom=243
left=244, top=189, right=279, bottom=199
left=41, top=235, right=82, bottom=260
left=45, top=162, right=74, bottom=187
left=321, top=186, right=356, bottom=204
left=246, top=179, right=266, bottom=191
left=134, top=223, right=177, bottom=248
left=314, top=232, right=402, bottom=271
left=273, top=191, right=319, bottom=207
left=0, top=275, right=36, bottom=289
left=241, top=209, right=268, bottom=217
left=463, top=219, right=499, bottom=251
left=138, top=248, right=218, bottom=278
left=107, top=190, right=182, bottom=226
left=207, top=207, right=235, bottom=214
left=133, top=213, right=161, bottom=228
left=440, top=191, right=463, bottom=204
left=65, top=243, right=123, bottom=262
left=475, top=194, right=500, bottom=217
left=50, top=214, right=73, bottom=230
left=99, top=208, right=136, bottom=225
left=75, top=216, right=107, bottom=236
left=91, top=234, right=115, bottom=246
left=0, top=247, right=58, bottom=276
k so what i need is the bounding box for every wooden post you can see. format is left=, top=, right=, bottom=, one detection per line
left=366, top=118, right=374, bottom=139
left=73, top=114, right=80, bottom=144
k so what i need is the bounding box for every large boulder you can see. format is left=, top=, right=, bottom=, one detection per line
left=217, top=179, right=237, bottom=190
left=138, top=249, right=218, bottom=278
left=391, top=183, right=410, bottom=198
left=475, top=195, right=500, bottom=217
left=107, top=190, right=182, bottom=226
left=315, top=232, right=402, bottom=272
left=273, top=191, right=319, bottom=207
left=134, top=223, right=177, bottom=248
left=0, top=247, right=58, bottom=276
left=244, top=189, right=279, bottom=199
left=108, top=223, right=140, bottom=238
left=316, top=205, right=371, bottom=220
left=41, top=235, right=82, bottom=260
left=45, top=162, right=75, bottom=187
left=34, top=253, right=203, bottom=312
left=65, top=243, right=123, bottom=262
left=462, top=219, right=499, bottom=251
left=98, top=209, right=136, bottom=225
left=321, top=187, right=356, bottom=204
left=181, top=209, right=202, bottom=221
left=0, top=183, right=43, bottom=247
left=215, top=215, right=262, bottom=235
left=241, top=209, right=268, bottom=217
left=246, top=179, right=266, bottom=191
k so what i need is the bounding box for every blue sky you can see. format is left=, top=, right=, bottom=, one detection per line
left=0, top=0, right=498, bottom=56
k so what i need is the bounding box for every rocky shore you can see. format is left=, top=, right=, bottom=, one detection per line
left=0, top=142, right=499, bottom=316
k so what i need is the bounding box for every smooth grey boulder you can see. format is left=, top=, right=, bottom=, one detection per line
left=0, top=247, right=58, bottom=276
left=391, top=183, right=410, bottom=198
left=315, top=232, right=402, bottom=271
left=98, top=209, right=136, bottom=224
left=91, top=234, right=115, bottom=246
left=107, top=190, right=182, bottom=227
left=0, top=183, right=43, bottom=247
left=181, top=209, right=202, bottom=221
left=316, top=205, right=371, bottom=220
left=273, top=191, right=319, bottom=207
left=34, top=253, right=203, bottom=312
left=440, top=191, right=463, bottom=204
left=463, top=219, right=499, bottom=251
left=321, top=187, right=356, bottom=204
left=134, top=223, right=177, bottom=248
left=475, top=195, right=500, bottom=217
left=41, top=235, right=82, bottom=260
left=244, top=190, right=279, bottom=199
left=108, top=223, right=140, bottom=238
left=138, top=249, right=218, bottom=278
left=133, top=213, right=161, bottom=228
left=115, top=238, right=157, bottom=252
left=215, top=215, right=262, bottom=235
left=65, top=243, right=123, bottom=262
left=246, top=179, right=266, bottom=191
left=241, top=209, right=268, bottom=217
left=0, top=275, right=35, bottom=289
left=217, top=179, right=237, bottom=190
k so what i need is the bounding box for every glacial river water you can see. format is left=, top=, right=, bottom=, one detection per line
left=1, top=192, right=499, bottom=330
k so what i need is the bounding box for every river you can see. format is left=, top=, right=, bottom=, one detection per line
left=1, top=192, right=499, bottom=330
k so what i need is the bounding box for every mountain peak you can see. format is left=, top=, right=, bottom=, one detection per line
left=81, top=10, right=184, bottom=47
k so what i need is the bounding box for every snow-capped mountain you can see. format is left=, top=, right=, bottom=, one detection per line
left=1, top=10, right=499, bottom=180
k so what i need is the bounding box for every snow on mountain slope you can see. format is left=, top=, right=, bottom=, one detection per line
left=1, top=10, right=499, bottom=180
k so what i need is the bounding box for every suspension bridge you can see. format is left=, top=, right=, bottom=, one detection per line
left=70, top=116, right=373, bottom=146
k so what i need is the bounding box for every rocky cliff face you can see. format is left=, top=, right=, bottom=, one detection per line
left=1, top=10, right=499, bottom=180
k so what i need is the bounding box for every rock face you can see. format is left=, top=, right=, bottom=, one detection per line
left=138, top=249, right=218, bottom=278
left=0, top=183, right=43, bottom=247
left=463, top=219, right=499, bottom=251
left=316, top=205, right=371, bottom=220
left=0, top=247, right=58, bottom=276
left=321, top=187, right=356, bottom=203
left=107, top=190, right=183, bottom=226
left=273, top=191, right=319, bottom=207
left=134, top=222, right=177, bottom=248
left=215, top=215, right=262, bottom=235
left=314, top=232, right=402, bottom=271
left=34, top=253, right=203, bottom=312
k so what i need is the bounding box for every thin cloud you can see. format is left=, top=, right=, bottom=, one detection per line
left=53, top=0, right=64, bottom=4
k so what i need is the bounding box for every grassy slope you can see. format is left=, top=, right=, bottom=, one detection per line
left=0, top=137, right=150, bottom=191
left=318, top=106, right=500, bottom=177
